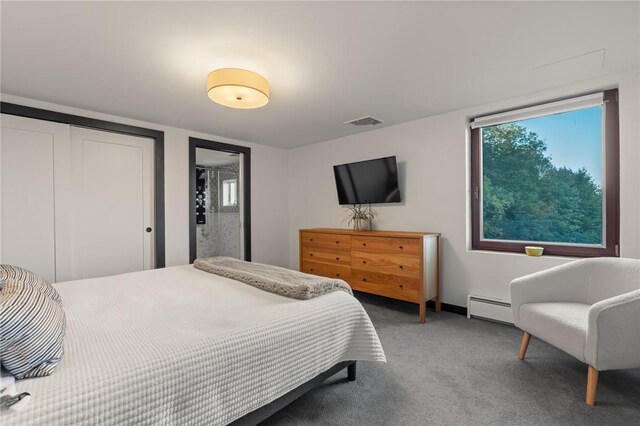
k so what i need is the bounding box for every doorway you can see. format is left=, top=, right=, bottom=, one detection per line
left=189, top=138, right=251, bottom=263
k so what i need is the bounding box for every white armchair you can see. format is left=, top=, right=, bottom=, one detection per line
left=510, top=257, right=640, bottom=406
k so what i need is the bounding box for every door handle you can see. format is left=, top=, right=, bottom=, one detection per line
left=146, top=227, right=152, bottom=233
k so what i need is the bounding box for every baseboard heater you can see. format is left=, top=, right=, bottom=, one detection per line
left=467, top=294, right=514, bottom=325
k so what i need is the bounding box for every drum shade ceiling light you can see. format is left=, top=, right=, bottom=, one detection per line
left=207, top=68, right=269, bottom=109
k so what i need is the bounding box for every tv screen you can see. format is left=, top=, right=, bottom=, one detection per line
left=333, top=156, right=401, bottom=205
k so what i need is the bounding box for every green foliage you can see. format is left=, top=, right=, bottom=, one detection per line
left=343, top=204, right=374, bottom=231
left=482, top=123, right=602, bottom=244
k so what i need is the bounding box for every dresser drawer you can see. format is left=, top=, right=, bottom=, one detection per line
left=301, top=232, right=351, bottom=251
left=351, top=236, right=421, bottom=256
left=301, top=261, right=351, bottom=280
left=349, top=270, right=420, bottom=303
left=299, top=228, right=439, bottom=324
left=351, top=251, right=421, bottom=277
left=301, top=247, right=350, bottom=266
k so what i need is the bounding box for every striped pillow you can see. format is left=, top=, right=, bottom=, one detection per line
left=0, top=265, right=62, bottom=306
left=0, top=278, right=66, bottom=378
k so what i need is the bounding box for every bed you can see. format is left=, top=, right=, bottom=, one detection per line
left=3, top=265, right=385, bottom=425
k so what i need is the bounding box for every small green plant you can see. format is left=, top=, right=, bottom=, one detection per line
left=344, top=204, right=375, bottom=231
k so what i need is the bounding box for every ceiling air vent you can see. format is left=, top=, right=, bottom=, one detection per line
left=345, top=116, right=383, bottom=126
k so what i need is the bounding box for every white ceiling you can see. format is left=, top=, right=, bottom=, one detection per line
left=1, top=2, right=638, bottom=149
left=196, top=147, right=239, bottom=167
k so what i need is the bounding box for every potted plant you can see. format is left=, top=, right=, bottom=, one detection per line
left=344, top=204, right=374, bottom=231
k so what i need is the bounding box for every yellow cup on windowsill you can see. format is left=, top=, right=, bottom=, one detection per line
left=525, top=246, right=544, bottom=256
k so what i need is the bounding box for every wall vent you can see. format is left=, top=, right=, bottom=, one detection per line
left=345, top=116, right=383, bottom=126
left=467, top=294, right=514, bottom=325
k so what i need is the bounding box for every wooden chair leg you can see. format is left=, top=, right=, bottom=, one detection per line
left=586, top=366, right=598, bottom=406
left=518, top=332, right=531, bottom=360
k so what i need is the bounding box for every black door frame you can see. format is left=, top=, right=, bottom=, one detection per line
left=0, top=102, right=166, bottom=268
left=189, top=137, right=251, bottom=263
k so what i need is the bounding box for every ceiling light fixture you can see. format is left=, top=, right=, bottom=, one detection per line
left=207, top=68, right=269, bottom=109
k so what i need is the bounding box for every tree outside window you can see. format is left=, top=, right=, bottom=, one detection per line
left=471, top=90, right=619, bottom=257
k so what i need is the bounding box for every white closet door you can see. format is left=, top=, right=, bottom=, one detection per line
left=0, top=114, right=71, bottom=282
left=70, top=127, right=154, bottom=280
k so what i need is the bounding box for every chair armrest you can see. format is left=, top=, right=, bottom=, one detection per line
left=510, top=260, right=590, bottom=325
left=586, top=289, right=640, bottom=371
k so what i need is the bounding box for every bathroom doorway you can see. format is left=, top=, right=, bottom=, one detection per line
left=189, top=138, right=251, bottom=263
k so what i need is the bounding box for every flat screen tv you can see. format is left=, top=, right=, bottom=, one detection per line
left=333, top=156, right=401, bottom=205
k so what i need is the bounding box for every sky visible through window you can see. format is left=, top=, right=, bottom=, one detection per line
left=513, top=106, right=602, bottom=186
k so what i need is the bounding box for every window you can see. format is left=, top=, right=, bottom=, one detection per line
left=470, top=89, right=619, bottom=257
left=222, top=178, right=238, bottom=207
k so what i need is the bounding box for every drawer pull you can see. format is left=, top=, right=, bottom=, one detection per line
left=362, top=243, right=366, bottom=247
left=336, top=241, right=340, bottom=244
left=310, top=238, right=314, bottom=242
left=336, top=273, right=340, bottom=277
left=362, top=278, right=367, bottom=282
left=336, top=257, right=340, bottom=261
left=399, top=245, right=403, bottom=250
left=399, top=285, right=404, bottom=289
left=362, top=260, right=367, bottom=264
left=310, top=268, right=314, bottom=272
left=309, top=253, right=314, bottom=257
left=399, top=265, right=404, bottom=270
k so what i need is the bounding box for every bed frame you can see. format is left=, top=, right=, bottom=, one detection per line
left=231, top=361, right=356, bottom=425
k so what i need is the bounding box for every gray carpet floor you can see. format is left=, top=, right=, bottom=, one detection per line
left=262, top=293, right=640, bottom=425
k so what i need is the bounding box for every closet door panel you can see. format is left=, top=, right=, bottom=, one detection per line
left=70, top=128, right=154, bottom=280
left=0, top=114, right=71, bottom=282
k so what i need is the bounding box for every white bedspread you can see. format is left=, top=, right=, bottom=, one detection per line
left=3, top=265, right=385, bottom=425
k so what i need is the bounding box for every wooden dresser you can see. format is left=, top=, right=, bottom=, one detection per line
left=299, top=228, right=440, bottom=323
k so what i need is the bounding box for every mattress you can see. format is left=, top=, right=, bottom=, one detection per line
left=2, top=265, right=385, bottom=425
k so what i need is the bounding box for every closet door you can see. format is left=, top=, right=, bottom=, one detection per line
left=70, top=128, right=154, bottom=280
left=0, top=114, right=71, bottom=282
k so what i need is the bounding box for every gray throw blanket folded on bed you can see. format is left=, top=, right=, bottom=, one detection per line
left=193, top=257, right=353, bottom=300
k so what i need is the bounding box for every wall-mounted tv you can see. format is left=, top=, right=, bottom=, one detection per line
left=333, top=156, right=401, bottom=205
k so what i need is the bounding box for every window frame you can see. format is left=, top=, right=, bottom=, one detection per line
left=222, top=178, right=238, bottom=207
left=470, top=89, right=619, bottom=257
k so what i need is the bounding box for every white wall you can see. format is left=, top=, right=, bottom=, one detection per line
left=4, top=69, right=638, bottom=306
left=288, top=69, right=640, bottom=307
left=0, top=94, right=291, bottom=268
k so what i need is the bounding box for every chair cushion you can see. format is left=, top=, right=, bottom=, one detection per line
left=519, top=302, right=589, bottom=362
left=585, top=258, right=640, bottom=304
